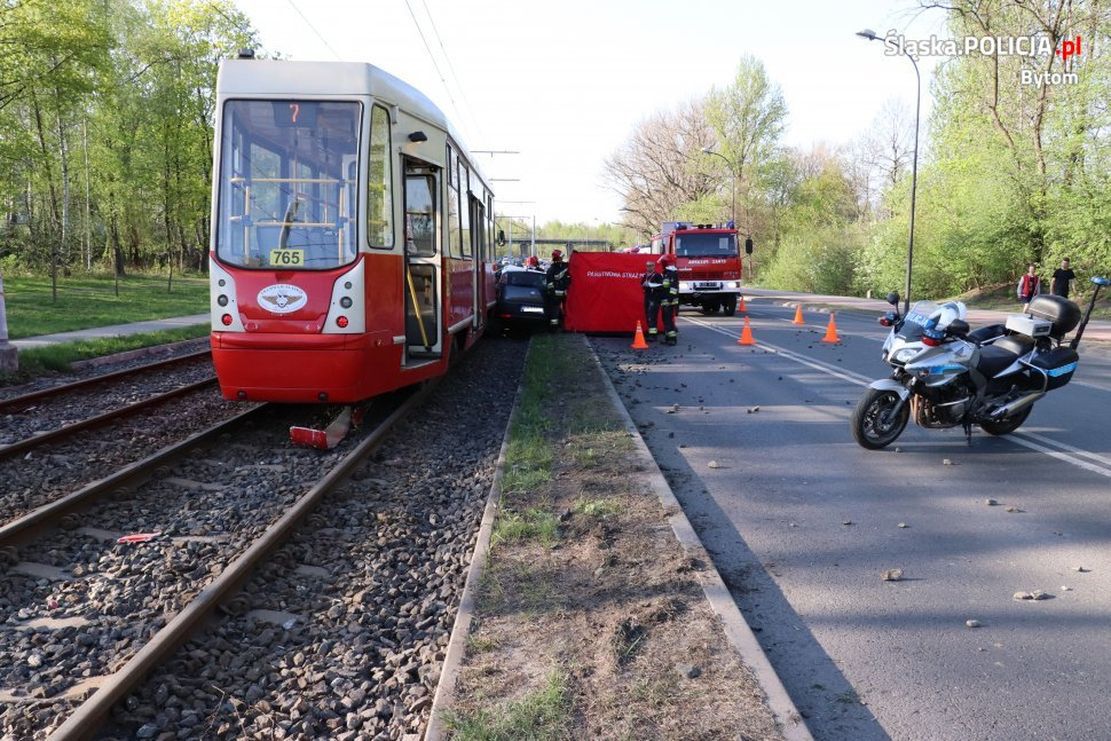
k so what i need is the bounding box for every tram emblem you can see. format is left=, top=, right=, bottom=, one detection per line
left=257, top=284, right=308, bottom=314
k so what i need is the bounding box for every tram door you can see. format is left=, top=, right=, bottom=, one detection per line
left=403, top=161, right=442, bottom=360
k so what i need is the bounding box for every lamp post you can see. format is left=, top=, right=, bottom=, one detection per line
left=857, top=28, right=920, bottom=316
left=701, top=146, right=736, bottom=227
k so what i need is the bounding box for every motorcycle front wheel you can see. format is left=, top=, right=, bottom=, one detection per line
left=852, top=388, right=910, bottom=450
left=980, top=405, right=1032, bottom=436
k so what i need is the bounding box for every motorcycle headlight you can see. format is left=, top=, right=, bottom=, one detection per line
left=893, top=347, right=921, bottom=364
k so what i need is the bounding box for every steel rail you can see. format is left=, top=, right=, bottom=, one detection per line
left=0, top=377, right=218, bottom=461
left=0, top=349, right=212, bottom=414
left=49, top=382, right=435, bottom=740
left=0, top=405, right=269, bottom=550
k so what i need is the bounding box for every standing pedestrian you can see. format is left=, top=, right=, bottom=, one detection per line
left=658, top=253, right=680, bottom=345
left=1016, top=263, right=1041, bottom=309
left=1052, top=258, right=1076, bottom=299
left=642, top=260, right=663, bottom=342
left=544, top=249, right=571, bottom=331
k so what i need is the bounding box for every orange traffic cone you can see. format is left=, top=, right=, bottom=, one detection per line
left=737, top=295, right=747, bottom=314
left=792, top=304, right=805, bottom=325
left=737, top=316, right=756, bottom=346
left=631, top=321, right=650, bottom=350
left=821, top=312, right=841, bottom=343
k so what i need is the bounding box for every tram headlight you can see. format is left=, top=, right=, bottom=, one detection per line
left=340, top=296, right=352, bottom=309
left=217, top=294, right=229, bottom=307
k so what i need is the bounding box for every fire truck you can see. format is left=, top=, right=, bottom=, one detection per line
left=650, top=222, right=752, bottom=316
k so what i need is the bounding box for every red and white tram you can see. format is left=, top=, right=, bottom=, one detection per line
left=208, top=56, right=497, bottom=404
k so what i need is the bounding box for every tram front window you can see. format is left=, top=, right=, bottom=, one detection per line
left=216, top=100, right=362, bottom=270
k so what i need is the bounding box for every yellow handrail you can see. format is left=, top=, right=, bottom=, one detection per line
left=406, top=265, right=432, bottom=350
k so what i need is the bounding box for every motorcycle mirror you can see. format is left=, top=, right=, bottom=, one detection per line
left=947, top=319, right=970, bottom=337
left=885, top=291, right=900, bottom=306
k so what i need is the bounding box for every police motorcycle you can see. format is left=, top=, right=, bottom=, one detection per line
left=852, top=276, right=1111, bottom=450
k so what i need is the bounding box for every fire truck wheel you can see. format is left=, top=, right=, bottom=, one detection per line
left=723, top=296, right=738, bottom=316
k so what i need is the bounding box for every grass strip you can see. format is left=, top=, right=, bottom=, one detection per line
left=492, top=334, right=575, bottom=543
left=1, top=325, right=209, bottom=384
left=2, top=273, right=208, bottom=338
left=445, top=671, right=572, bottom=741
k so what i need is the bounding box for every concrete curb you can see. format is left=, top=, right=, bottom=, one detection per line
left=585, top=336, right=812, bottom=741
left=424, top=348, right=525, bottom=741
left=68, top=337, right=211, bottom=371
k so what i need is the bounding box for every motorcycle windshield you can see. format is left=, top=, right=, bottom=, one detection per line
left=898, top=301, right=939, bottom=341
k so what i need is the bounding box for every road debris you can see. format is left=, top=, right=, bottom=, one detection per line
left=1005, top=506, right=1024, bottom=513
left=965, top=619, right=982, bottom=628
left=942, top=458, right=954, bottom=466
left=1013, top=590, right=1051, bottom=601
left=985, top=498, right=999, bottom=506
left=1074, top=566, right=1090, bottom=573
left=882, top=568, right=904, bottom=581
left=707, top=460, right=722, bottom=469
left=897, top=522, right=909, bottom=529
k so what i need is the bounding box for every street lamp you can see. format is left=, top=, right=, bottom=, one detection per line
left=857, top=28, right=920, bottom=316
left=701, top=146, right=736, bottom=228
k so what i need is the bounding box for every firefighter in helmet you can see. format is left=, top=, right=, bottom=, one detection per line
left=525, top=255, right=540, bottom=270
left=544, top=248, right=571, bottom=331
left=658, top=253, right=679, bottom=344
left=642, top=259, right=664, bottom=342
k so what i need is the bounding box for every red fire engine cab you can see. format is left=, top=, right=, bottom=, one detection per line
left=649, top=222, right=752, bottom=316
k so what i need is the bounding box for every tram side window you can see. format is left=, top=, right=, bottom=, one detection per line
left=446, top=146, right=462, bottom=259
left=367, top=105, right=394, bottom=248
left=405, top=175, right=436, bottom=257
left=459, top=161, right=471, bottom=259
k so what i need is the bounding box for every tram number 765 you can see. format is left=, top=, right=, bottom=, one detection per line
left=269, top=249, right=304, bottom=266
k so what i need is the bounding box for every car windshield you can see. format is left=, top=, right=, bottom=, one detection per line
left=504, top=271, right=546, bottom=287
left=675, top=233, right=737, bottom=258
left=216, top=100, right=361, bottom=270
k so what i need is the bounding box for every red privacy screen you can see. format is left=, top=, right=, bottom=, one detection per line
left=564, top=252, right=657, bottom=333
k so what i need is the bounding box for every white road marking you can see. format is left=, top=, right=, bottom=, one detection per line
left=683, top=315, right=1111, bottom=479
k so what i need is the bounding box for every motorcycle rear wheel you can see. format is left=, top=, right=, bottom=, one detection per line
left=980, top=405, right=1033, bottom=436
left=852, top=388, right=910, bottom=450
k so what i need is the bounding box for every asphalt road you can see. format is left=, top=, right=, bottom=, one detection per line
left=592, top=299, right=1111, bottom=741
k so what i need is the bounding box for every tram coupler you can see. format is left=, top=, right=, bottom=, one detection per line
left=289, top=404, right=367, bottom=450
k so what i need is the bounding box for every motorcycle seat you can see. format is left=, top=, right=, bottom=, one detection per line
left=977, top=345, right=1020, bottom=377
left=994, top=334, right=1035, bottom=356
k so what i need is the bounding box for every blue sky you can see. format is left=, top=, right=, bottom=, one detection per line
left=233, top=0, right=949, bottom=224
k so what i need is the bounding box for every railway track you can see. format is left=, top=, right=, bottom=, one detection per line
left=0, top=349, right=212, bottom=414
left=0, top=337, right=525, bottom=740
left=0, top=386, right=426, bottom=737
left=0, top=351, right=216, bottom=458
left=0, top=351, right=239, bottom=526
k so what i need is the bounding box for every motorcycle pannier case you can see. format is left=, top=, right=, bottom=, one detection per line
left=1027, top=347, right=1079, bottom=390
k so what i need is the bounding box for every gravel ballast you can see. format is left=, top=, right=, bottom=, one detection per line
left=2, top=336, right=527, bottom=740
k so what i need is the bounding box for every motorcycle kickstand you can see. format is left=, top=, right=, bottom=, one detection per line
left=962, top=420, right=973, bottom=447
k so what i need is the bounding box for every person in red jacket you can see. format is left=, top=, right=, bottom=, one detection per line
left=1016, top=263, right=1041, bottom=308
